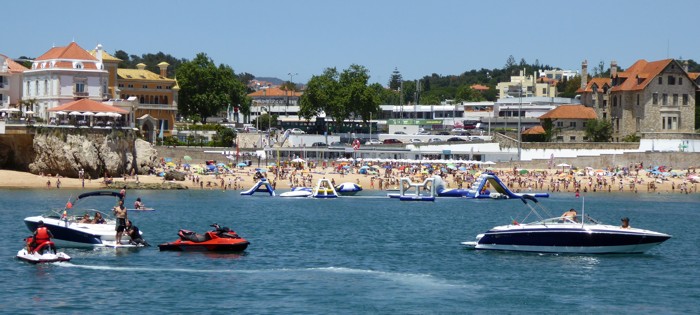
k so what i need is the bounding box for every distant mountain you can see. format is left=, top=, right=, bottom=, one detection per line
left=255, top=77, right=285, bottom=85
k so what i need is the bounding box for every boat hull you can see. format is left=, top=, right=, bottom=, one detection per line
left=24, top=216, right=135, bottom=248
left=158, top=239, right=250, bottom=252
left=16, top=248, right=71, bottom=264
left=473, top=227, right=671, bottom=254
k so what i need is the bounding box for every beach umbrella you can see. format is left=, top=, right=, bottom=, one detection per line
left=164, top=157, right=173, bottom=162
left=82, top=111, right=95, bottom=116
left=360, top=165, right=370, bottom=169
left=237, top=162, right=247, bottom=167
left=459, top=166, right=467, bottom=171
left=25, top=110, right=34, bottom=115
left=519, top=169, right=529, bottom=175
left=69, top=111, right=82, bottom=115
left=483, top=161, right=496, bottom=165
left=55, top=111, right=67, bottom=115
left=183, top=155, right=192, bottom=162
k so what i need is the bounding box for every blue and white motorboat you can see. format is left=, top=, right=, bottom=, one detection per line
left=24, top=191, right=145, bottom=248
left=462, top=195, right=671, bottom=254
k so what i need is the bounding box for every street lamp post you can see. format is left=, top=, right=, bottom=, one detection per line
left=287, top=72, right=298, bottom=118
left=517, top=82, right=522, bottom=161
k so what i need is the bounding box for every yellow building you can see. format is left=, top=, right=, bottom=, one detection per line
left=90, top=49, right=179, bottom=141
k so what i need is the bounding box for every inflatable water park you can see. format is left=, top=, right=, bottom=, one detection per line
left=240, top=178, right=276, bottom=196
left=435, top=173, right=549, bottom=199
left=387, top=172, right=548, bottom=201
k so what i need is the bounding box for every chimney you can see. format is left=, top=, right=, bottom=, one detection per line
left=95, top=44, right=103, bottom=63
left=581, top=60, right=588, bottom=90
left=684, top=60, right=689, bottom=72
left=158, top=62, right=170, bottom=77
left=136, top=63, right=146, bottom=70
left=610, top=60, right=617, bottom=78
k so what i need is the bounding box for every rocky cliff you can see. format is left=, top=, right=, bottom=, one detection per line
left=26, top=128, right=158, bottom=178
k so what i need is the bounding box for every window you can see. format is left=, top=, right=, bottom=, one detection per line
left=662, top=116, right=678, bottom=130
left=668, top=76, right=675, bottom=85
left=44, top=79, right=48, bottom=96
left=75, top=82, right=85, bottom=93
left=679, top=77, right=683, bottom=85
left=652, top=93, right=658, bottom=105
left=636, top=94, right=639, bottom=106
left=658, top=77, right=663, bottom=84
left=156, top=85, right=162, bottom=89
left=556, top=121, right=563, bottom=127
left=570, top=136, right=576, bottom=141
left=556, top=136, right=564, bottom=141
left=128, top=84, right=134, bottom=88
left=662, top=94, right=668, bottom=105
left=118, top=84, right=124, bottom=88
left=673, top=94, right=678, bottom=106
left=683, top=94, right=689, bottom=105
left=569, top=121, right=576, bottom=128
left=142, top=85, right=148, bottom=89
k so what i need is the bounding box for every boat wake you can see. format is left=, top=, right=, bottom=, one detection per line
left=57, top=263, right=476, bottom=289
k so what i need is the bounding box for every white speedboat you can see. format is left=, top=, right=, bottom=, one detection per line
left=24, top=191, right=144, bottom=248
left=462, top=195, right=671, bottom=254
left=279, top=187, right=313, bottom=198
left=16, top=240, right=71, bottom=264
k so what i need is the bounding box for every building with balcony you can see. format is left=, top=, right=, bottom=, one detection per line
left=0, top=54, right=28, bottom=110
left=248, top=86, right=302, bottom=124
left=89, top=48, right=179, bottom=140
left=22, top=42, right=109, bottom=121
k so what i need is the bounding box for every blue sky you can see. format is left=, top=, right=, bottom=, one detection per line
left=5, top=0, right=698, bottom=85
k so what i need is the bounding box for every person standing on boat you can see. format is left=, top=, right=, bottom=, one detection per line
left=113, top=200, right=128, bottom=245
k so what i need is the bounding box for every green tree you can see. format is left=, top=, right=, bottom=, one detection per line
left=252, top=113, right=278, bottom=131
left=541, top=118, right=554, bottom=142
left=455, top=85, right=485, bottom=102
left=299, top=64, right=380, bottom=130
left=176, top=53, right=247, bottom=123
left=585, top=119, right=613, bottom=142
left=389, top=67, right=402, bottom=90
left=557, top=76, right=582, bottom=98
left=215, top=126, right=237, bottom=147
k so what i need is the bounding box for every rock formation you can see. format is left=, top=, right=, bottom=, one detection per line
left=27, top=128, right=158, bottom=178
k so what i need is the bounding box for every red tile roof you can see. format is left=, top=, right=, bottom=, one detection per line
left=47, top=99, right=129, bottom=114
left=522, top=125, right=545, bottom=134
left=576, top=77, right=611, bottom=93
left=0, top=54, right=28, bottom=73
left=33, top=42, right=100, bottom=70
left=610, top=59, right=672, bottom=92
left=248, top=87, right=302, bottom=97
left=470, top=84, right=490, bottom=91
left=538, top=105, right=597, bottom=120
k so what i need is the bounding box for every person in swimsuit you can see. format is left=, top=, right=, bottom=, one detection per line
left=113, top=200, right=128, bottom=245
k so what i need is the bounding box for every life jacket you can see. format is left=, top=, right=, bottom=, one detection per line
left=35, top=227, right=51, bottom=244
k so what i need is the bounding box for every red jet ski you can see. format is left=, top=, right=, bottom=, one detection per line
left=158, top=224, right=249, bottom=252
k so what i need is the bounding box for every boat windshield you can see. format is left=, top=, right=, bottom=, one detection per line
left=532, top=215, right=601, bottom=225
left=41, top=191, right=121, bottom=222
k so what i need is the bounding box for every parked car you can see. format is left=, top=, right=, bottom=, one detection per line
left=290, top=128, right=305, bottom=134
left=428, top=138, right=443, bottom=143
left=415, top=131, right=431, bottom=135
left=447, top=137, right=467, bottom=142
left=409, top=138, right=422, bottom=143
left=437, top=131, right=450, bottom=135
left=365, top=139, right=382, bottom=145
left=383, top=138, right=403, bottom=144
left=329, top=141, right=348, bottom=148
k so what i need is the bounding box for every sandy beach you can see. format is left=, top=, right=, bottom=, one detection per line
left=0, top=166, right=697, bottom=195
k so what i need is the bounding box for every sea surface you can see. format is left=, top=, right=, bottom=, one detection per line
left=0, top=188, right=698, bottom=314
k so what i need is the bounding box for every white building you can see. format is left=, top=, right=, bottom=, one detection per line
left=496, top=69, right=558, bottom=99
left=538, top=69, right=578, bottom=81
left=22, top=42, right=109, bottom=121
left=0, top=54, right=27, bottom=109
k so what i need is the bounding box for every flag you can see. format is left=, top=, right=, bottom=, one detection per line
left=158, top=119, right=164, bottom=140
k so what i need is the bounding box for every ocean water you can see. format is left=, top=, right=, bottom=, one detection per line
left=0, top=189, right=698, bottom=314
